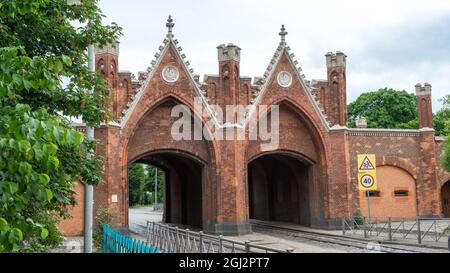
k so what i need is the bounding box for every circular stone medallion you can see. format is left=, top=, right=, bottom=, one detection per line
left=277, top=71, right=292, bottom=88
left=162, top=66, right=179, bottom=83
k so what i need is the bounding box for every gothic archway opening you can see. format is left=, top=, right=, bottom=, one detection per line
left=442, top=181, right=450, bottom=217
left=248, top=152, right=312, bottom=226
left=127, top=163, right=165, bottom=232
left=129, top=151, right=203, bottom=229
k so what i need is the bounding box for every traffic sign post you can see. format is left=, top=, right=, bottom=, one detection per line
left=357, top=154, right=377, bottom=220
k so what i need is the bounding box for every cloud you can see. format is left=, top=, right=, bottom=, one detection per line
left=98, top=0, right=450, bottom=111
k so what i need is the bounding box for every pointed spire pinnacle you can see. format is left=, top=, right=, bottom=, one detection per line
left=166, top=15, right=175, bottom=38
left=279, top=24, right=288, bottom=43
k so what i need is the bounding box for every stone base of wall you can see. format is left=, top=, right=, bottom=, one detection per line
left=310, top=218, right=345, bottom=230
left=206, top=221, right=252, bottom=236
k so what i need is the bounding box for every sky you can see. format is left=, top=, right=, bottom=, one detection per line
left=98, top=0, right=450, bottom=112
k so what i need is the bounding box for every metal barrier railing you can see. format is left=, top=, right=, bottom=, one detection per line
left=145, top=221, right=294, bottom=253
left=342, top=216, right=450, bottom=244
left=103, top=224, right=167, bottom=253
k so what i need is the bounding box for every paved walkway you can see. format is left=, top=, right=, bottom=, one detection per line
left=127, top=207, right=355, bottom=253
left=129, top=206, right=164, bottom=235
left=128, top=207, right=450, bottom=252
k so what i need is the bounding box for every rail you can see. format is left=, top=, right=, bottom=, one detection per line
left=145, top=221, right=294, bottom=253
left=342, top=216, right=450, bottom=244
left=103, top=224, right=168, bottom=253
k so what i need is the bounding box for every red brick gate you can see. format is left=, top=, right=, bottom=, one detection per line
left=65, top=17, right=449, bottom=236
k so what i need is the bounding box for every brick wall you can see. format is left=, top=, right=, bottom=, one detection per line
left=58, top=182, right=84, bottom=236
left=359, top=166, right=417, bottom=219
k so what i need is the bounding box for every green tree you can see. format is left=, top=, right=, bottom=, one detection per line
left=128, top=164, right=164, bottom=206
left=434, top=95, right=450, bottom=136
left=348, top=88, right=418, bottom=129
left=440, top=95, right=450, bottom=171
left=147, top=165, right=164, bottom=205
left=128, top=163, right=149, bottom=206
left=0, top=0, right=121, bottom=252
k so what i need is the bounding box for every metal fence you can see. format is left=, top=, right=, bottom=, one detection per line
left=342, top=217, right=450, bottom=244
left=153, top=203, right=164, bottom=211
left=145, top=221, right=294, bottom=253
left=103, top=224, right=168, bottom=253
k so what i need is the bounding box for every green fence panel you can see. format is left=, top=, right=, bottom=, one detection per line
left=102, top=224, right=167, bottom=253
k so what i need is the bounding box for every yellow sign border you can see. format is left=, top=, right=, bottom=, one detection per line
left=357, top=154, right=378, bottom=191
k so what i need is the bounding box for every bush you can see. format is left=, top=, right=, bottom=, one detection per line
left=93, top=208, right=118, bottom=252
left=19, top=211, right=64, bottom=253
left=353, top=209, right=365, bottom=226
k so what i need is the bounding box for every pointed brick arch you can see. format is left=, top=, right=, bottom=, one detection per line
left=441, top=181, right=450, bottom=217
left=246, top=97, right=328, bottom=165
left=246, top=98, right=330, bottom=227
left=119, top=94, right=220, bottom=231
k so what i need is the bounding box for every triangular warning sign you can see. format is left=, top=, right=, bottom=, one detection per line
left=359, top=156, right=375, bottom=171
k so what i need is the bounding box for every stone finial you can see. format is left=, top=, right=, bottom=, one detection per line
left=415, top=83, right=432, bottom=96
left=166, top=15, right=175, bottom=37
left=94, top=42, right=119, bottom=56
left=355, top=116, right=367, bottom=128
left=217, top=43, right=241, bottom=62
left=279, top=24, right=288, bottom=43
left=325, top=51, right=347, bottom=68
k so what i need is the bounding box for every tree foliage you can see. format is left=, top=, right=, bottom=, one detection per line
left=348, top=88, right=418, bottom=129
left=0, top=0, right=121, bottom=252
left=434, top=95, right=450, bottom=137
left=128, top=164, right=164, bottom=207
left=440, top=95, right=450, bottom=172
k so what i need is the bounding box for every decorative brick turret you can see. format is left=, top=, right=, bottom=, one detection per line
left=325, top=51, right=347, bottom=127
left=217, top=43, right=241, bottom=120
left=415, top=83, right=433, bottom=129
left=95, top=42, right=120, bottom=120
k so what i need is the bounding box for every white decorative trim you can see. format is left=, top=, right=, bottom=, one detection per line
left=348, top=128, right=422, bottom=133
left=419, top=127, right=435, bottom=132
left=347, top=127, right=430, bottom=137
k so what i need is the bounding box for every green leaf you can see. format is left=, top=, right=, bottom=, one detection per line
left=9, top=182, right=18, bottom=194
left=18, top=140, right=31, bottom=154
left=45, top=189, right=53, bottom=202
left=40, top=228, right=49, bottom=239
left=62, top=55, right=72, bottom=67
left=53, top=60, right=63, bottom=73
left=18, top=162, right=32, bottom=176
left=38, top=173, right=50, bottom=185
left=0, top=218, right=8, bottom=233
left=12, top=74, right=22, bottom=85
left=47, top=156, right=60, bottom=169
left=15, top=103, right=30, bottom=113
left=35, top=122, right=45, bottom=138
left=73, top=131, right=84, bottom=146
left=8, top=228, right=23, bottom=244
left=23, top=80, right=32, bottom=91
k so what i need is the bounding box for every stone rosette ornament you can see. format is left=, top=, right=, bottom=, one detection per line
left=277, top=71, right=292, bottom=87
left=162, top=65, right=179, bottom=83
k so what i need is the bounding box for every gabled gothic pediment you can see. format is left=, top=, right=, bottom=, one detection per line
left=104, top=16, right=340, bottom=132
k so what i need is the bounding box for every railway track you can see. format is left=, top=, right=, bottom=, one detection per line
left=251, top=221, right=445, bottom=253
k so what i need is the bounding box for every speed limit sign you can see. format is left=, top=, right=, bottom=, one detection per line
left=358, top=171, right=377, bottom=191
left=360, top=174, right=375, bottom=189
